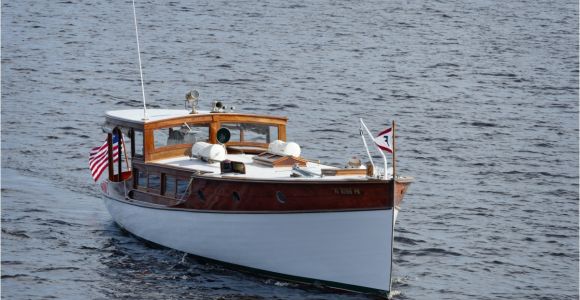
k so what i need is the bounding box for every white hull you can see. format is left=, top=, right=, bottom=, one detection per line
left=103, top=196, right=395, bottom=294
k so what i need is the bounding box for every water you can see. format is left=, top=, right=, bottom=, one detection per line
left=2, top=0, right=578, bottom=299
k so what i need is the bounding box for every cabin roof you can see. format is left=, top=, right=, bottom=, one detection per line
left=106, top=109, right=196, bottom=124
left=106, top=109, right=289, bottom=130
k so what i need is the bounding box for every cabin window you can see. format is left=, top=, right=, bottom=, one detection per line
left=153, top=123, right=210, bottom=148
left=276, top=191, right=287, bottom=204
left=121, top=130, right=133, bottom=163
left=197, top=190, right=206, bottom=202
left=148, top=173, right=161, bottom=191
left=177, top=179, right=190, bottom=198
left=232, top=191, right=241, bottom=202
left=137, top=168, right=147, bottom=188
left=133, top=130, right=144, bottom=158
left=164, top=175, right=176, bottom=196
left=221, top=123, right=278, bottom=144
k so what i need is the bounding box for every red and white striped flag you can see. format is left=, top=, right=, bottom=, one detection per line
left=89, top=135, right=119, bottom=181
left=373, top=127, right=393, bottom=153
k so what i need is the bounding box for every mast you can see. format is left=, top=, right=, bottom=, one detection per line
left=131, top=0, right=148, bottom=120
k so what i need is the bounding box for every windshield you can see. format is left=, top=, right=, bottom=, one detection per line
left=153, top=123, right=210, bottom=148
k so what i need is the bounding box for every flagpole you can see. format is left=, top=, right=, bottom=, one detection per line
left=107, top=133, right=114, bottom=181
left=389, top=119, right=397, bottom=294
left=392, top=120, right=396, bottom=180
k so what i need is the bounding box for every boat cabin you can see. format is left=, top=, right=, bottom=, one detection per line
left=103, top=109, right=288, bottom=183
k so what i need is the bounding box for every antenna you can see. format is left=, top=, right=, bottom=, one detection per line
left=132, top=0, right=148, bottom=120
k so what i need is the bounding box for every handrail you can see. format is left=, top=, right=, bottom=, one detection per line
left=359, top=119, right=388, bottom=179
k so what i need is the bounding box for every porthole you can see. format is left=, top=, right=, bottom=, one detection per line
left=232, top=191, right=241, bottom=202
left=197, top=190, right=206, bottom=202
left=275, top=191, right=287, bottom=204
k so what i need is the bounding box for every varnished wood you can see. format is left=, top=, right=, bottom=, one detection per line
left=226, top=145, right=268, bottom=154
left=321, top=168, right=368, bottom=176
left=127, top=174, right=412, bottom=212
left=226, top=141, right=270, bottom=147
left=106, top=112, right=289, bottom=163
left=149, top=145, right=191, bottom=161
left=277, top=124, right=286, bottom=141
left=144, top=115, right=213, bottom=130
left=252, top=152, right=308, bottom=168
left=211, top=114, right=287, bottom=126
left=133, top=161, right=198, bottom=178
left=106, top=113, right=287, bottom=132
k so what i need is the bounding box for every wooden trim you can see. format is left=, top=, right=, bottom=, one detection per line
left=149, top=146, right=191, bottom=161
left=211, top=114, right=287, bottom=126
left=110, top=194, right=394, bottom=214
left=132, top=160, right=210, bottom=178
left=140, top=113, right=287, bottom=130
left=132, top=175, right=411, bottom=212
left=252, top=152, right=308, bottom=168
left=277, top=125, right=286, bottom=141
left=225, top=141, right=268, bottom=148
left=321, top=169, right=368, bottom=176
left=144, top=115, right=213, bottom=130
left=208, top=121, right=218, bottom=144
left=226, top=145, right=268, bottom=155
left=144, top=128, right=154, bottom=161
left=130, top=113, right=290, bottom=163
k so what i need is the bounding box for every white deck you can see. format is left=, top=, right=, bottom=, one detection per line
left=154, top=154, right=376, bottom=181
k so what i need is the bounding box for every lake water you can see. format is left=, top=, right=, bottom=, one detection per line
left=2, top=0, right=578, bottom=299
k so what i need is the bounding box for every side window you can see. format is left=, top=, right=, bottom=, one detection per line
left=220, top=123, right=278, bottom=143
left=242, top=123, right=275, bottom=143
left=133, top=130, right=144, bottom=157
left=122, top=130, right=132, bottom=163
left=137, top=168, right=147, bottom=188
left=189, top=123, right=210, bottom=143
left=177, top=178, right=190, bottom=198
left=148, top=173, right=161, bottom=192
left=164, top=175, right=176, bottom=196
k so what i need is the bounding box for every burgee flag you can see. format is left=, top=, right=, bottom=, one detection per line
left=89, top=134, right=119, bottom=181
left=373, top=127, right=393, bottom=153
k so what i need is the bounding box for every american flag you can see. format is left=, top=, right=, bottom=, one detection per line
left=89, top=134, right=119, bottom=181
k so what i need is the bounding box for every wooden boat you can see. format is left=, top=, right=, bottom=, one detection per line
left=97, top=101, right=413, bottom=297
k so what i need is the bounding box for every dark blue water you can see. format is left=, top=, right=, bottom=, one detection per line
left=2, top=0, right=578, bottom=299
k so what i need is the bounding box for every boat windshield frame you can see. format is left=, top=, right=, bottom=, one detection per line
left=105, top=112, right=287, bottom=162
